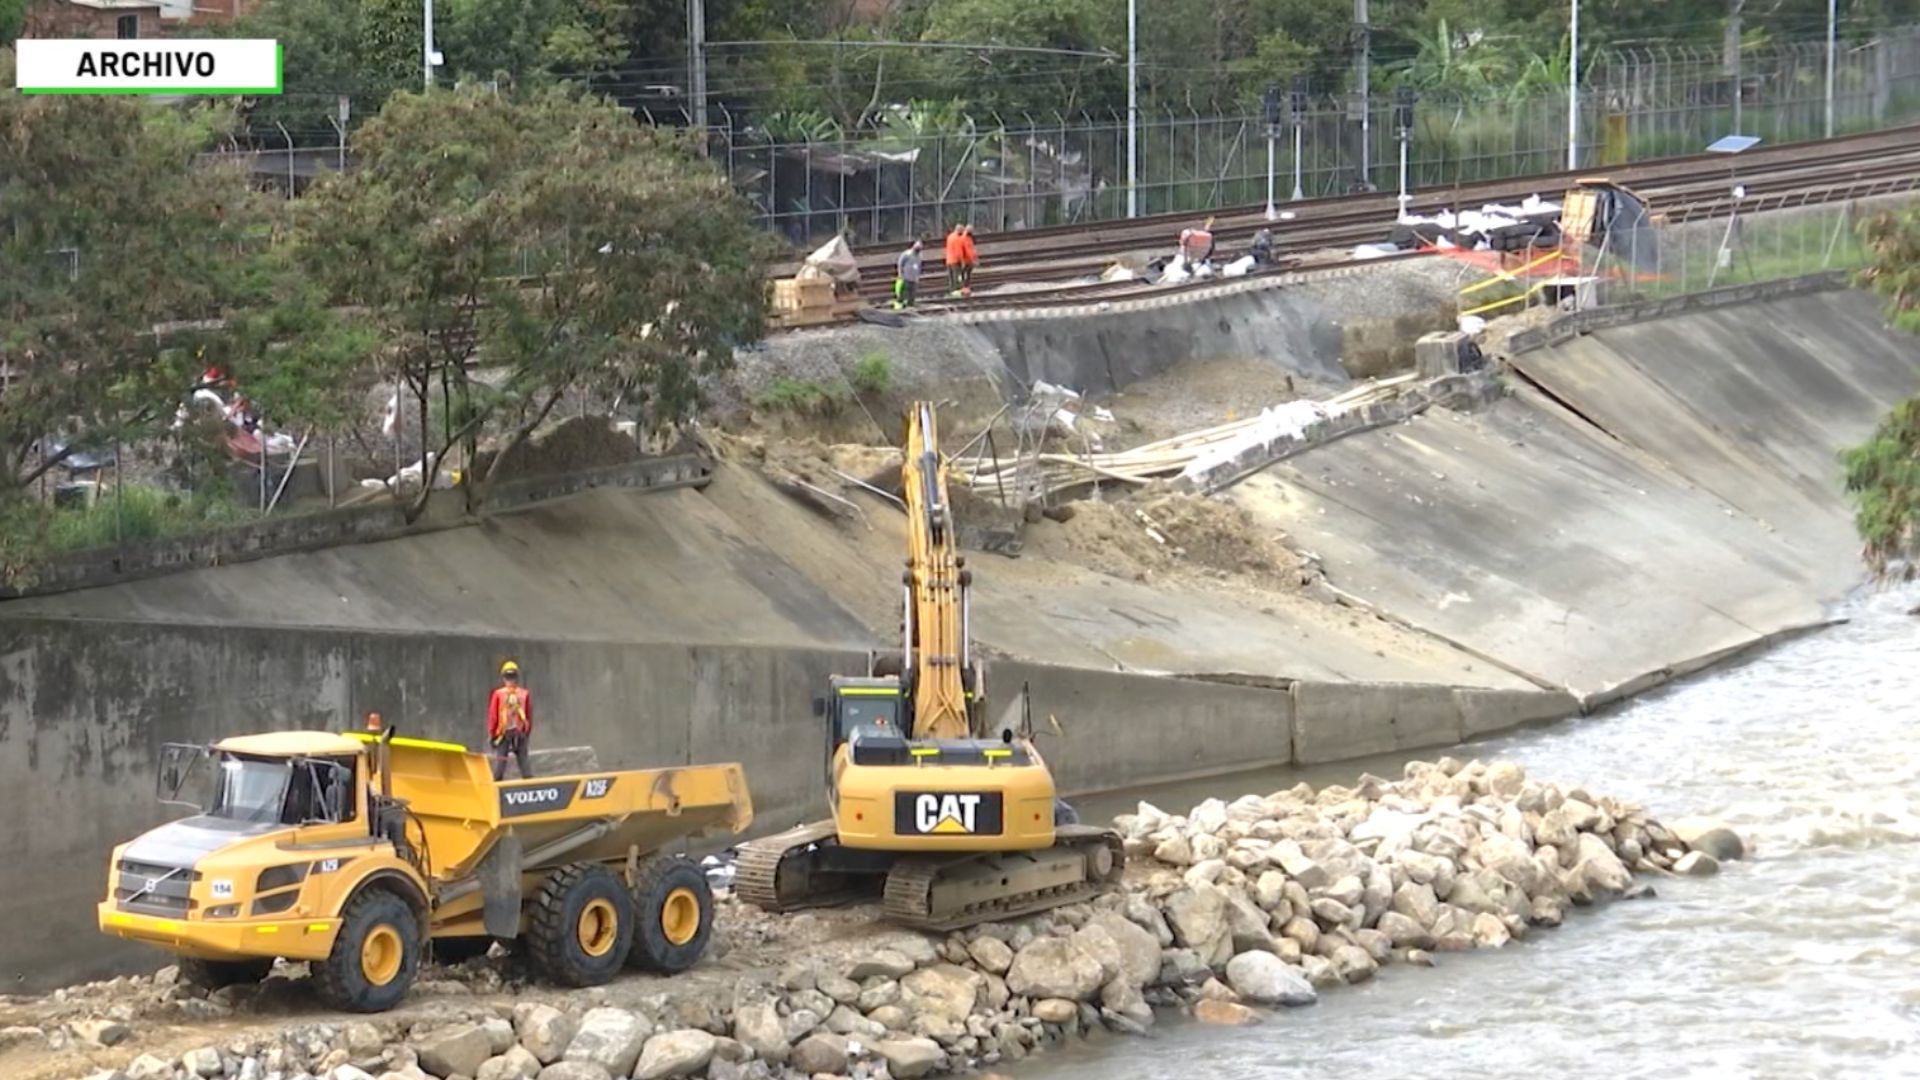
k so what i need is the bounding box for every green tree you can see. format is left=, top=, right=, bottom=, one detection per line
left=1844, top=203, right=1920, bottom=577
left=0, top=59, right=258, bottom=496
left=916, top=0, right=1121, bottom=118
left=293, top=86, right=773, bottom=517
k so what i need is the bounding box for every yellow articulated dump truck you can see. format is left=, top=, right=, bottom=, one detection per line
left=98, top=725, right=752, bottom=1012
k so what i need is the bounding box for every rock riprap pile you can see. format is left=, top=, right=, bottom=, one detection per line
left=39, top=758, right=1739, bottom=1080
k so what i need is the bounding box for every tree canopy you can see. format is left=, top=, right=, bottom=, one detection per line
left=291, top=85, right=772, bottom=515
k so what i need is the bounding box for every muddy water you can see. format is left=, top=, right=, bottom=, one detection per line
left=1033, top=586, right=1920, bottom=1080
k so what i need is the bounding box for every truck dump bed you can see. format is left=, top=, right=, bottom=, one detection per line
left=364, top=735, right=752, bottom=883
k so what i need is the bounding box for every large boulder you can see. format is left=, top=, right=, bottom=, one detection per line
left=901, top=964, right=982, bottom=1023
left=1485, top=761, right=1526, bottom=799
left=562, top=1009, right=652, bottom=1078
left=416, top=1024, right=493, bottom=1080
left=1374, top=911, right=1431, bottom=948
left=1072, top=915, right=1151, bottom=990
left=1069, top=923, right=1126, bottom=984
left=1222, top=890, right=1279, bottom=954
left=633, top=1031, right=716, bottom=1080
left=966, top=936, right=1013, bottom=974
left=1223, top=952, right=1316, bottom=1006
left=729, top=1004, right=787, bottom=1066
left=476, top=1047, right=541, bottom=1080
left=1006, top=938, right=1104, bottom=1001
left=1270, top=842, right=1330, bottom=889
left=1193, top=999, right=1259, bottom=1026
left=787, top=1033, right=849, bottom=1076
left=513, top=1005, right=576, bottom=1066
left=1669, top=817, right=1746, bottom=861
left=1573, top=833, right=1633, bottom=895
left=1162, top=885, right=1229, bottom=951
left=846, top=948, right=917, bottom=980
left=873, top=1038, right=943, bottom=1079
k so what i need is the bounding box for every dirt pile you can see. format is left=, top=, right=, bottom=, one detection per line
left=471, top=416, right=642, bottom=484
left=1025, top=490, right=1324, bottom=597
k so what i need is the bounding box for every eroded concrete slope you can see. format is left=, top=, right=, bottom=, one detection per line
left=1234, top=288, right=1917, bottom=705
left=4, top=485, right=876, bottom=648
left=700, top=461, right=1530, bottom=689
left=1507, top=289, right=1915, bottom=580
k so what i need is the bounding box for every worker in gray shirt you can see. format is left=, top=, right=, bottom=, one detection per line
left=893, top=239, right=924, bottom=309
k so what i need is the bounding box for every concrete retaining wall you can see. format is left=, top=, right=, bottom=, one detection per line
left=3, top=454, right=713, bottom=601
left=1290, top=681, right=1581, bottom=764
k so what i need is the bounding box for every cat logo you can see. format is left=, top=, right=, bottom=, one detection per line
left=895, top=791, right=1003, bottom=836
left=918, top=793, right=980, bottom=833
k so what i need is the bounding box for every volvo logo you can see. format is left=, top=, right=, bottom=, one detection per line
left=499, top=781, right=579, bottom=818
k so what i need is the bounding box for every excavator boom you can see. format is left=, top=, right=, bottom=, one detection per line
left=900, top=403, right=973, bottom=741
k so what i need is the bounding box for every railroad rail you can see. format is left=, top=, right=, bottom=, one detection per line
left=771, top=123, right=1920, bottom=324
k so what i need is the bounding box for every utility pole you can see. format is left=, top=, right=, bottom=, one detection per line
left=1567, top=0, right=1579, bottom=170
left=1727, top=0, right=1745, bottom=135
left=689, top=0, right=709, bottom=150
left=1825, top=0, right=1838, bottom=137
left=1127, top=0, right=1138, bottom=218
left=422, top=0, right=436, bottom=90
left=1355, top=0, right=1371, bottom=189
left=1264, top=85, right=1280, bottom=221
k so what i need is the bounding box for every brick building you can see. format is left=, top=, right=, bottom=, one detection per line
left=21, top=0, right=165, bottom=39
left=20, top=0, right=257, bottom=38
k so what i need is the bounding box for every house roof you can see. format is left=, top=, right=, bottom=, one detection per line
left=62, top=0, right=164, bottom=10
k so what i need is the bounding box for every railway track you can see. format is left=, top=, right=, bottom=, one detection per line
left=773, top=123, right=1920, bottom=324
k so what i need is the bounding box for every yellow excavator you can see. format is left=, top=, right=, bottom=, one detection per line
left=734, top=402, right=1123, bottom=931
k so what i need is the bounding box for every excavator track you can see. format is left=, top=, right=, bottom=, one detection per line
left=881, top=826, right=1126, bottom=933
left=732, top=820, right=864, bottom=914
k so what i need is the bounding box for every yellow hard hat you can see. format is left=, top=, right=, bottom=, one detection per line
left=500, top=660, right=520, bottom=676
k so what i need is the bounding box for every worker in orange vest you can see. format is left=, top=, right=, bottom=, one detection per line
left=488, top=660, right=535, bottom=780
left=944, top=224, right=966, bottom=296
left=955, top=224, right=978, bottom=297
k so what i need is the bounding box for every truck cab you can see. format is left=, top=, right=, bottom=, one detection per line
left=101, top=732, right=419, bottom=984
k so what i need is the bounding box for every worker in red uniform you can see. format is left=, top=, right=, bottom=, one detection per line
left=488, top=660, right=535, bottom=780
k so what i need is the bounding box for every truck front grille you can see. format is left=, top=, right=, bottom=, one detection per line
left=115, top=859, right=199, bottom=917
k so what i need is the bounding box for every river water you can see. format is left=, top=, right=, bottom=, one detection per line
left=1029, top=586, right=1920, bottom=1080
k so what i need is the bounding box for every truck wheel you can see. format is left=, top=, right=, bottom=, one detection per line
left=528, top=863, right=634, bottom=988
left=625, top=855, right=713, bottom=974
left=313, top=888, right=421, bottom=1012
left=178, top=957, right=272, bottom=991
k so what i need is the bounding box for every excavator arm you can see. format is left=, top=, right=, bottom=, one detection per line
left=899, top=402, right=976, bottom=741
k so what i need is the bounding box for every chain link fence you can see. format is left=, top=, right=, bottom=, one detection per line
left=204, top=30, right=1920, bottom=251
left=706, top=28, right=1920, bottom=247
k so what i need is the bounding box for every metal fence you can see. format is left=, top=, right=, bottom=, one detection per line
left=707, top=28, right=1920, bottom=247
left=202, top=29, right=1920, bottom=250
